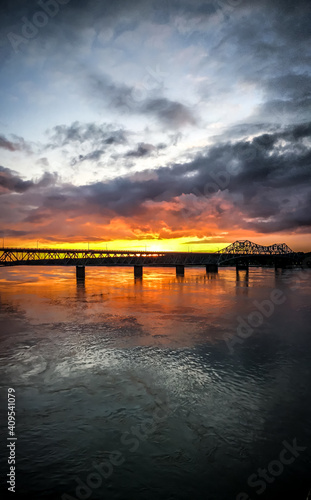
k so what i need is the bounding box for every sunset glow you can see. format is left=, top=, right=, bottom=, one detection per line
left=1, top=0, right=310, bottom=252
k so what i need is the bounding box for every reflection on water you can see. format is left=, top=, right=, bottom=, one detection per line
left=236, top=269, right=249, bottom=296
left=0, top=266, right=311, bottom=500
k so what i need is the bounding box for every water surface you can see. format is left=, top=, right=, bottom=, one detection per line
left=0, top=266, right=310, bottom=500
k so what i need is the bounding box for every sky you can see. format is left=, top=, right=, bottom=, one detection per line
left=0, top=0, right=310, bottom=252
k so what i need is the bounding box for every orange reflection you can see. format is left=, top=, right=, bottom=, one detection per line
left=236, top=269, right=249, bottom=296
left=0, top=265, right=294, bottom=348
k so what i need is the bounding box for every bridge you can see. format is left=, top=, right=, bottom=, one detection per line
left=217, top=240, right=294, bottom=255
left=0, top=240, right=304, bottom=278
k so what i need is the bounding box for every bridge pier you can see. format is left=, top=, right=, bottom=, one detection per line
left=236, top=260, right=249, bottom=271
left=134, top=265, right=143, bottom=278
left=274, top=257, right=287, bottom=269
left=76, top=265, right=85, bottom=280
left=206, top=264, right=218, bottom=273
left=176, top=265, right=185, bottom=276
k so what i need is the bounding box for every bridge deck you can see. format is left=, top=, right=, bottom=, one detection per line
left=0, top=247, right=302, bottom=268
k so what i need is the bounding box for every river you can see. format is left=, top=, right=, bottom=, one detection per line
left=0, top=266, right=310, bottom=500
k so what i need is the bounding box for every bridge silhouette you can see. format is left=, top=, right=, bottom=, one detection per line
left=0, top=240, right=304, bottom=278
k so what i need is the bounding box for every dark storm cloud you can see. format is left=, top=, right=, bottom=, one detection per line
left=283, top=122, right=311, bottom=141
left=221, top=0, right=311, bottom=51
left=0, top=0, right=151, bottom=59
left=0, top=166, right=57, bottom=193
left=8, top=121, right=310, bottom=234
left=252, top=73, right=311, bottom=126
left=1, top=0, right=310, bottom=59
left=193, top=0, right=311, bottom=127
left=264, top=74, right=311, bottom=102
left=1, top=0, right=308, bottom=132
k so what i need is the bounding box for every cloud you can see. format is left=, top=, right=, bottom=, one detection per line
left=0, top=0, right=310, bottom=246
left=141, top=98, right=197, bottom=127
left=71, top=150, right=104, bottom=166
left=124, top=142, right=166, bottom=158
left=89, top=74, right=134, bottom=112
left=88, top=74, right=197, bottom=128
left=45, top=121, right=129, bottom=169
left=0, top=136, right=18, bottom=152
left=0, top=166, right=57, bottom=194
left=250, top=74, right=311, bottom=126
left=1, top=121, right=310, bottom=241
left=0, top=134, right=31, bottom=153
left=125, top=143, right=156, bottom=158
left=46, top=121, right=127, bottom=149
left=0, top=228, right=31, bottom=237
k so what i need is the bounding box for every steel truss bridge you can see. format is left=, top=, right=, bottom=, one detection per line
left=217, top=240, right=294, bottom=255
left=0, top=241, right=304, bottom=276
